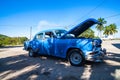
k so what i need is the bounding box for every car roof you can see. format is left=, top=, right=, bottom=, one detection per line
left=36, top=29, right=66, bottom=34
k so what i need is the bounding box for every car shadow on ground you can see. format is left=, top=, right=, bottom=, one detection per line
left=112, top=43, right=120, bottom=49
left=85, top=52, right=120, bottom=80
left=0, top=52, right=120, bottom=80
left=0, top=53, right=84, bottom=80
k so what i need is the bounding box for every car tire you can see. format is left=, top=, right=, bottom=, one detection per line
left=68, top=49, right=84, bottom=66
left=29, top=49, right=37, bottom=57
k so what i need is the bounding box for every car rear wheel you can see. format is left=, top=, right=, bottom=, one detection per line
left=29, top=49, right=36, bottom=57
left=68, top=49, right=84, bottom=66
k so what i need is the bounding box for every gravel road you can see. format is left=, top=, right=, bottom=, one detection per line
left=0, top=40, right=120, bottom=80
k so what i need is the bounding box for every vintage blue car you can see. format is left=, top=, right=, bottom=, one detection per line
left=24, top=18, right=106, bottom=66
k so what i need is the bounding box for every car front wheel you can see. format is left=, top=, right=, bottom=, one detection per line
left=68, top=49, right=84, bottom=66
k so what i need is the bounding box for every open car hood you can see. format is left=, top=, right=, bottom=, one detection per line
left=61, top=18, right=100, bottom=38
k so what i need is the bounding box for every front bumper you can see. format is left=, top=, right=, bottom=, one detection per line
left=86, top=48, right=106, bottom=62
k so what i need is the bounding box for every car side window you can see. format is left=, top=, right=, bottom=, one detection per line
left=45, top=32, right=55, bottom=39
left=55, top=30, right=67, bottom=38
left=36, top=33, right=43, bottom=39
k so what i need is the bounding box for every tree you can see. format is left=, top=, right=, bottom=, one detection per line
left=103, top=23, right=118, bottom=36
left=79, top=28, right=95, bottom=38
left=103, top=26, right=110, bottom=36
left=96, top=17, right=107, bottom=38
left=0, top=34, right=28, bottom=47
left=109, top=24, right=118, bottom=35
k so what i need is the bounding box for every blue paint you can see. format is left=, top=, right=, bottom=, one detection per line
left=24, top=18, right=106, bottom=62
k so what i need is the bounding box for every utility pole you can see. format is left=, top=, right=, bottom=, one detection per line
left=30, top=26, right=32, bottom=40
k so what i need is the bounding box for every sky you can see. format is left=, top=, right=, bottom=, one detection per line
left=0, top=0, right=120, bottom=38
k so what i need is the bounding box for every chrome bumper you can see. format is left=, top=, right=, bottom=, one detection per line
left=86, top=48, right=106, bottom=62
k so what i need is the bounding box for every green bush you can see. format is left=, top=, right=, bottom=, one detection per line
left=0, top=34, right=28, bottom=47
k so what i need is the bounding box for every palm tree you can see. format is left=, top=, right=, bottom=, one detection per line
left=103, top=23, right=118, bottom=37
left=109, top=24, right=118, bottom=35
left=96, top=17, right=107, bottom=38
left=103, top=26, right=110, bottom=36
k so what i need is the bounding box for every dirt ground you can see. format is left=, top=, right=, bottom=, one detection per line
left=0, top=40, right=120, bottom=80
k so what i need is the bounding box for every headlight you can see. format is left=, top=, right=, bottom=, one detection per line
left=92, top=40, right=102, bottom=47
left=92, top=40, right=98, bottom=46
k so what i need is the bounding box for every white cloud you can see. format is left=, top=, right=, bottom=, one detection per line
left=37, top=20, right=61, bottom=31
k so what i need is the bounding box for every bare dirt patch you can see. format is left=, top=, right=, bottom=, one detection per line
left=0, top=40, right=120, bottom=80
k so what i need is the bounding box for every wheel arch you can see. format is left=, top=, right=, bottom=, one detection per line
left=66, top=48, right=84, bottom=58
left=27, top=47, right=31, bottom=51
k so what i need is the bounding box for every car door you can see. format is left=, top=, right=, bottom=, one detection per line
left=54, top=38, right=70, bottom=58
left=42, top=31, right=55, bottom=55
left=33, top=33, right=44, bottom=54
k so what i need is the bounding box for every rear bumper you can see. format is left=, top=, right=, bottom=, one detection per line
left=85, top=48, right=106, bottom=62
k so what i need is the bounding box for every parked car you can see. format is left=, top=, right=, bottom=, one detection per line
left=24, top=18, right=106, bottom=66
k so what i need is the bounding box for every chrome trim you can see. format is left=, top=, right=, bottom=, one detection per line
left=86, top=48, right=106, bottom=62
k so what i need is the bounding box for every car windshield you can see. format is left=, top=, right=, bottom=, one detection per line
left=55, top=30, right=67, bottom=37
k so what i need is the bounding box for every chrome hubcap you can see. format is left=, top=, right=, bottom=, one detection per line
left=70, top=52, right=82, bottom=64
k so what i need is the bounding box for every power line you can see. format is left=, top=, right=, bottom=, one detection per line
left=0, top=25, right=37, bottom=27
left=105, top=13, right=120, bottom=19
left=0, top=13, right=120, bottom=28
left=67, top=0, right=105, bottom=28
left=80, top=0, right=105, bottom=20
